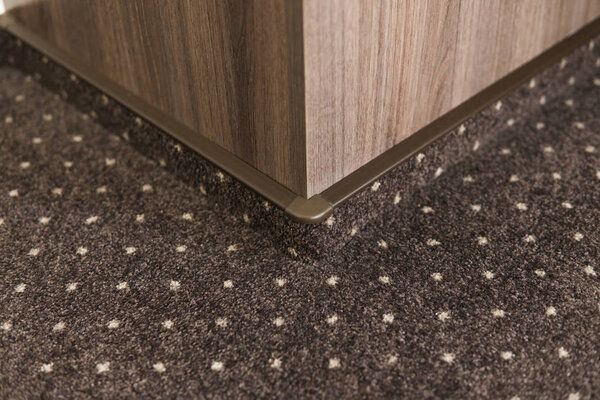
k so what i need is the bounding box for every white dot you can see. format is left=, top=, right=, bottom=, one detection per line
left=325, top=216, right=335, bottom=227
left=546, top=306, right=557, bottom=316
left=441, top=353, right=455, bottom=364
left=492, top=309, right=505, bottom=318
left=125, top=247, right=136, bottom=254
left=28, top=248, right=39, bottom=256
left=509, top=175, right=520, bottom=182
left=470, top=204, right=481, bottom=212
left=108, top=319, right=120, bottom=329
left=584, top=265, right=597, bottom=277
left=53, top=322, right=65, bottom=332
left=40, top=363, right=54, bottom=373
left=162, top=320, right=174, bottom=329
left=534, top=269, right=546, bottom=277
left=431, top=273, right=442, bottom=281
left=223, top=280, right=233, bottom=288
left=72, top=135, right=83, bottom=142
left=182, top=213, right=193, bottom=220
left=328, top=358, right=341, bottom=369
left=169, top=280, right=180, bottom=291
left=501, top=351, right=514, bottom=360
left=377, top=239, right=388, bottom=249
left=387, top=355, right=398, bottom=365
left=458, top=124, right=466, bottom=134
left=350, top=227, right=358, bottom=236
left=543, top=146, right=554, bottom=153
left=1, top=321, right=12, bottom=331
left=326, top=276, right=339, bottom=286
left=568, top=393, right=581, bottom=400
left=105, top=158, right=116, bottom=166
left=495, top=101, right=502, bottom=110
left=574, top=232, right=584, bottom=241
left=500, top=148, right=511, bottom=155
left=142, top=184, right=153, bottom=192
left=585, top=145, right=596, bottom=153
left=226, top=244, right=238, bottom=252
left=153, top=362, right=166, bottom=373
left=507, top=118, right=515, bottom=127
left=66, top=282, right=78, bottom=292
left=5, top=115, right=14, bottom=124
left=536, top=122, right=545, bottom=130
left=463, top=175, right=474, bottom=183
left=116, top=282, right=128, bottom=290
left=52, top=188, right=63, bottom=195
left=540, top=95, right=547, bottom=105
left=561, top=202, right=573, bottom=209
left=529, top=79, right=536, bottom=88
left=216, top=171, right=225, bottom=182
left=565, top=99, right=574, bottom=107
left=275, top=278, right=286, bottom=287
left=271, top=358, right=282, bottom=369
left=574, top=122, right=585, bottom=130
left=326, top=315, right=338, bottom=325
left=216, top=318, right=228, bottom=327
left=20, top=161, right=30, bottom=169
left=515, top=202, right=528, bottom=211
left=558, top=347, right=569, bottom=358
left=421, top=206, right=434, bottom=214
left=287, top=247, right=298, bottom=257
left=77, top=247, right=88, bottom=256
left=523, top=235, right=536, bottom=243
left=393, top=193, right=401, bottom=204
left=38, top=216, right=51, bottom=225
left=176, top=245, right=187, bottom=253
left=568, top=76, right=575, bottom=85
left=594, top=78, right=600, bottom=86
left=378, top=276, right=390, bottom=284
left=96, top=186, right=107, bottom=194
left=85, top=216, right=98, bottom=225
left=477, top=236, right=488, bottom=246
left=242, top=213, right=250, bottom=223
left=434, top=167, right=443, bottom=178
left=416, top=153, right=425, bottom=163
left=371, top=181, right=381, bottom=191
left=427, top=239, right=440, bottom=246
left=273, top=317, right=285, bottom=327
left=211, top=361, right=224, bottom=371
left=437, top=311, right=451, bottom=321
left=96, top=362, right=110, bottom=374
left=483, top=270, right=495, bottom=280
left=15, top=94, right=25, bottom=102
left=472, top=140, right=480, bottom=151
left=382, top=313, right=394, bottom=324
left=14, top=283, right=26, bottom=293
left=9, top=189, right=18, bottom=197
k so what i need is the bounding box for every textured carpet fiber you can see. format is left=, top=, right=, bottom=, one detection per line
left=1, top=33, right=600, bottom=399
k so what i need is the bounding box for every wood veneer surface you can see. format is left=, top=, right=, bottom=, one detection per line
left=303, top=0, right=600, bottom=195
left=6, top=0, right=308, bottom=195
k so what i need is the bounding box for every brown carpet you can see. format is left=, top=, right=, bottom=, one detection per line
left=1, top=30, right=600, bottom=399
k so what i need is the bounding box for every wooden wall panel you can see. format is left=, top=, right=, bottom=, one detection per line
left=5, top=0, right=308, bottom=196
left=303, top=0, right=600, bottom=196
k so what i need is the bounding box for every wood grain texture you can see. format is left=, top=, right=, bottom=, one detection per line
left=5, top=0, right=600, bottom=198
left=5, top=0, right=308, bottom=195
left=303, top=0, right=600, bottom=196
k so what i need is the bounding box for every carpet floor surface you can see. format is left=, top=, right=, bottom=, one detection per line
left=0, top=32, right=600, bottom=399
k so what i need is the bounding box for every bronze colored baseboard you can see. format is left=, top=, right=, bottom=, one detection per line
left=2, top=13, right=599, bottom=223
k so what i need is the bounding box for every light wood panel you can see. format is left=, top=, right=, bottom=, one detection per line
left=303, top=0, right=600, bottom=196
left=5, top=0, right=600, bottom=199
left=5, top=0, right=308, bottom=195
